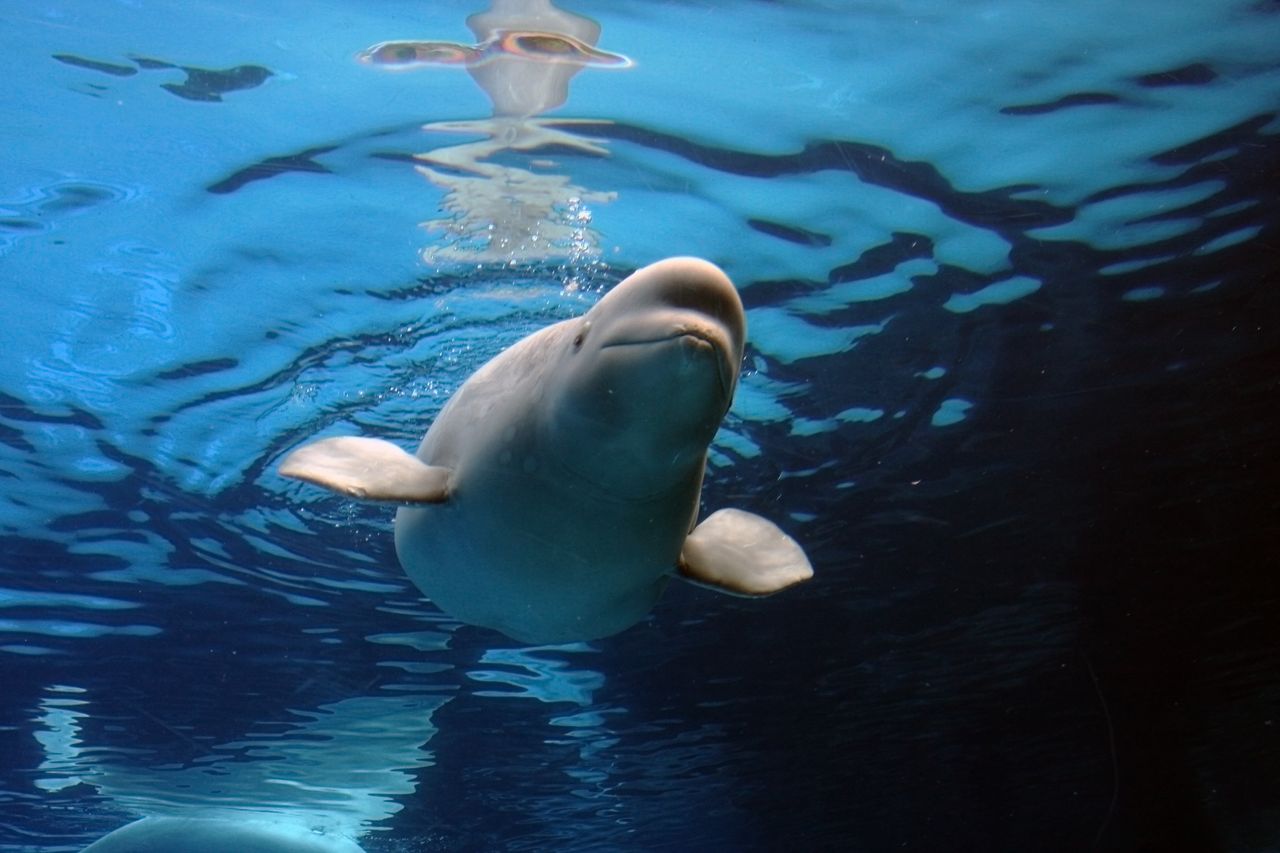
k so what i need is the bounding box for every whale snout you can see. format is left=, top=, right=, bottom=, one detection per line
left=639, top=257, right=745, bottom=351
left=590, top=257, right=746, bottom=397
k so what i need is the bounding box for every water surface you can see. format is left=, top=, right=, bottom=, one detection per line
left=2, top=1, right=1278, bottom=850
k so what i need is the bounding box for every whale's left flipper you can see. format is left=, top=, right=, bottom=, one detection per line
left=677, top=508, right=814, bottom=596
left=280, top=436, right=451, bottom=503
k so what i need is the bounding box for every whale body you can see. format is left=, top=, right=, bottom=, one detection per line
left=282, top=257, right=812, bottom=643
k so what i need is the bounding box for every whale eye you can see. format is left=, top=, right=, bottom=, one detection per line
left=573, top=321, right=591, bottom=349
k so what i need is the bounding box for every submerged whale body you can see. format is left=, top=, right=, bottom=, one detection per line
left=282, top=257, right=813, bottom=643
left=81, top=817, right=366, bottom=853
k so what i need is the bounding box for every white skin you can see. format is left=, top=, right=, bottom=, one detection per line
left=281, top=258, right=811, bottom=645
left=394, top=258, right=743, bottom=643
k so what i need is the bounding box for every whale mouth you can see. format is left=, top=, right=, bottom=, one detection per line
left=600, top=329, right=732, bottom=395
left=599, top=328, right=717, bottom=349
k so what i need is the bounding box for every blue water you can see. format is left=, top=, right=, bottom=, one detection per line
left=2, top=0, right=1279, bottom=850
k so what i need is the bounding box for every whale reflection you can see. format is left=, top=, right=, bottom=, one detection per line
left=33, top=684, right=447, bottom=851
left=359, top=0, right=630, bottom=267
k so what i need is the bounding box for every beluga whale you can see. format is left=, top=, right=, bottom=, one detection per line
left=281, top=257, right=813, bottom=643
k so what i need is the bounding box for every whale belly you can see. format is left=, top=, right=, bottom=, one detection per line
left=394, top=467, right=689, bottom=644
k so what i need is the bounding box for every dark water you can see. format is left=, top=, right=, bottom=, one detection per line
left=2, top=1, right=1279, bottom=851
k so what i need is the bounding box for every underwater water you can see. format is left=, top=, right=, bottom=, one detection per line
left=2, top=0, right=1279, bottom=850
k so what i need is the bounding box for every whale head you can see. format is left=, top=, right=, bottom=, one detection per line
left=544, top=257, right=746, bottom=497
